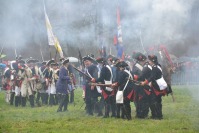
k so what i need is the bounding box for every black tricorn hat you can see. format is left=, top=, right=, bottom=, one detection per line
left=42, top=61, right=47, bottom=65
left=18, top=59, right=25, bottom=64
left=46, top=59, right=55, bottom=66
left=115, top=61, right=121, bottom=67
left=133, top=52, right=146, bottom=61
left=60, top=57, right=65, bottom=62
left=148, top=55, right=158, bottom=63
left=62, top=58, right=69, bottom=64
left=26, top=57, right=36, bottom=64
left=96, top=57, right=106, bottom=63
left=83, top=56, right=93, bottom=61
left=51, top=62, right=58, bottom=66
left=119, top=61, right=128, bottom=68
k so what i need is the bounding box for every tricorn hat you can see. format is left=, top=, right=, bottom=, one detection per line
left=46, top=59, right=55, bottom=66
left=133, top=52, right=147, bottom=62
left=148, top=55, right=158, bottom=63
left=18, top=59, right=25, bottom=64
left=96, top=57, right=106, bottom=64
left=62, top=58, right=69, bottom=64
left=26, top=57, right=36, bottom=64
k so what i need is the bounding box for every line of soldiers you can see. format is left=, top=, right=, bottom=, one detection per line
left=1, top=56, right=75, bottom=111
left=2, top=52, right=173, bottom=120
left=81, top=52, right=173, bottom=120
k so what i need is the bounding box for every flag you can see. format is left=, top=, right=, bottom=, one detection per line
left=44, top=5, right=64, bottom=58
left=115, top=6, right=124, bottom=60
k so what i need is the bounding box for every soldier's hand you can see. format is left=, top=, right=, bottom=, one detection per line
left=111, top=83, right=117, bottom=88
left=140, top=81, right=145, bottom=86
left=91, top=78, right=95, bottom=83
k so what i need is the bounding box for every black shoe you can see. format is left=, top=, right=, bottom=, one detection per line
left=111, top=115, right=116, bottom=118
left=103, top=115, right=109, bottom=118
left=57, top=108, right=62, bottom=112
left=97, top=112, right=103, bottom=117
left=63, top=109, right=68, bottom=112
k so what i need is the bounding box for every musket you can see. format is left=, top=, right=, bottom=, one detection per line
left=88, top=83, right=112, bottom=86
left=78, top=48, right=85, bottom=68
left=72, top=65, right=92, bottom=80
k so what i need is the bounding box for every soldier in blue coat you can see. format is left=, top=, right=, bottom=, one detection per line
left=56, top=58, right=70, bottom=112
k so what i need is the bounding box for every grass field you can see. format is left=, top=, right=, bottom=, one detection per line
left=0, top=86, right=199, bottom=133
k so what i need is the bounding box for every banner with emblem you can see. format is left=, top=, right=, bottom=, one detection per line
left=44, top=5, right=64, bottom=58
left=114, top=6, right=124, bottom=60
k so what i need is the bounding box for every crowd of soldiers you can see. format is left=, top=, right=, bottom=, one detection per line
left=1, top=56, right=75, bottom=112
left=1, top=52, right=174, bottom=120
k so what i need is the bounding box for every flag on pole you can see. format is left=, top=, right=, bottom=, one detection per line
left=114, top=6, right=124, bottom=60
left=44, top=5, right=64, bottom=58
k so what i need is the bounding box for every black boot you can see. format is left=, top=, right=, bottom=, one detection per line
left=63, top=94, right=69, bottom=111
left=15, top=96, right=19, bottom=107
left=103, top=104, right=110, bottom=118
left=116, top=104, right=121, bottom=118
left=10, top=92, right=15, bottom=105
left=29, top=95, right=35, bottom=108
left=124, top=103, right=132, bottom=120
left=19, top=94, right=22, bottom=106
left=70, top=91, right=74, bottom=103
left=121, top=106, right=126, bottom=119
left=57, top=94, right=65, bottom=112
left=36, top=92, right=41, bottom=107
left=156, top=103, right=163, bottom=120
left=150, top=103, right=157, bottom=119
left=21, top=97, right=26, bottom=107
left=49, top=94, right=53, bottom=106
left=45, top=93, right=49, bottom=105
left=111, top=104, right=116, bottom=117
left=55, top=94, right=58, bottom=105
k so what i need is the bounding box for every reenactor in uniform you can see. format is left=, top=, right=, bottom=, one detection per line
left=27, top=58, right=40, bottom=106
left=2, top=62, right=12, bottom=103
left=141, top=55, right=167, bottom=119
left=38, top=61, right=49, bottom=105
left=17, top=59, right=35, bottom=107
left=68, top=64, right=75, bottom=104
left=83, top=56, right=99, bottom=115
left=9, top=62, right=16, bottom=106
left=49, top=61, right=58, bottom=106
left=132, top=52, right=152, bottom=119
left=56, top=58, right=70, bottom=112
left=112, top=61, right=134, bottom=120
left=91, top=57, right=116, bottom=118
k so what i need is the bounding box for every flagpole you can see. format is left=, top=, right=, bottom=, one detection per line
left=39, top=42, right=44, bottom=62
left=139, top=30, right=146, bottom=54
left=14, top=41, right=17, bottom=58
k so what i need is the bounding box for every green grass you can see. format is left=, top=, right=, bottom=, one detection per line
left=0, top=86, right=199, bottom=133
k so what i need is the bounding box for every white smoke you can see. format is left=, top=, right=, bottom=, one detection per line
left=0, top=0, right=198, bottom=59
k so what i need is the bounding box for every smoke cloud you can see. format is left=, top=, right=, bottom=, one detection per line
left=0, top=0, right=198, bottom=59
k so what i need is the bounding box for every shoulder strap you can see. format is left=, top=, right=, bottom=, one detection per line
left=157, top=65, right=163, bottom=72
left=106, top=65, right=113, bottom=81
left=86, top=69, right=93, bottom=79
left=123, top=70, right=132, bottom=91
left=135, top=63, right=143, bottom=71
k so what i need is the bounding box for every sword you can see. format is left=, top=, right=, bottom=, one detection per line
left=170, top=92, right=175, bottom=102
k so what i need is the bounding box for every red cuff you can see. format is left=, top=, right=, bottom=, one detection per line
left=134, top=75, right=138, bottom=81
left=145, top=80, right=149, bottom=85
